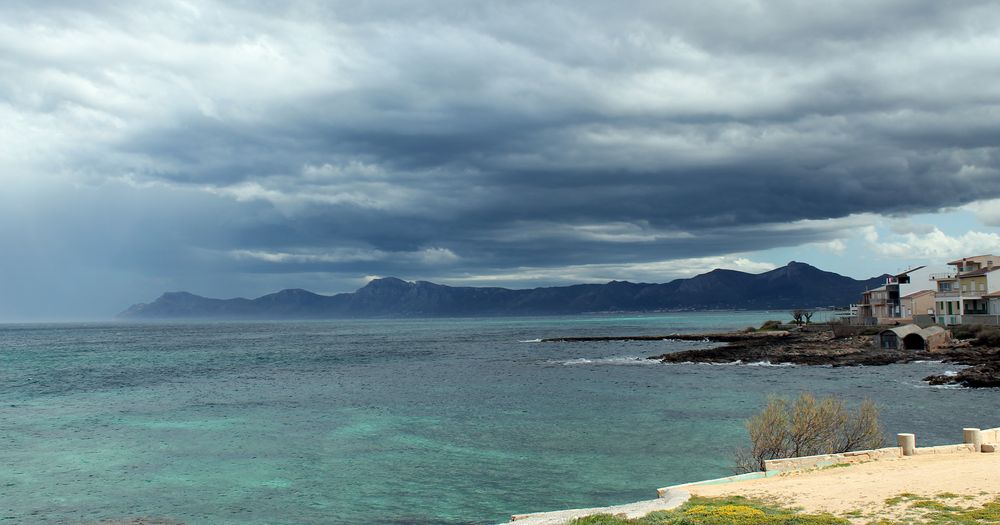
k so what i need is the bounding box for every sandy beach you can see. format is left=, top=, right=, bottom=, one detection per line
left=688, top=452, right=1000, bottom=522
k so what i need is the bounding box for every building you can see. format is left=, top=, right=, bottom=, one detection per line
left=930, top=255, right=1000, bottom=325
left=901, top=289, right=935, bottom=318
left=854, top=267, right=925, bottom=324
left=874, top=324, right=951, bottom=351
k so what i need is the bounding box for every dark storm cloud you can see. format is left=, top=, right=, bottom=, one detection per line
left=4, top=0, right=1000, bottom=314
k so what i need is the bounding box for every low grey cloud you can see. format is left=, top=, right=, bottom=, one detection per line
left=3, top=0, right=1000, bottom=317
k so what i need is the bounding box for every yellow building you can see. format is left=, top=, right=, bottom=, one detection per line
left=931, top=255, right=1000, bottom=324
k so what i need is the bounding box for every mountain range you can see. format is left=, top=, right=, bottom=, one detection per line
left=118, top=262, right=887, bottom=319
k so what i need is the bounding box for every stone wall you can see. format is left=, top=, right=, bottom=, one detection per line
left=912, top=443, right=975, bottom=455
left=763, top=447, right=901, bottom=473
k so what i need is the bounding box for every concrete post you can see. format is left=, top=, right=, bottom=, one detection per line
left=963, top=428, right=982, bottom=452
left=897, top=433, right=916, bottom=456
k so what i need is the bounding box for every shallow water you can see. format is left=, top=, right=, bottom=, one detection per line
left=1, top=313, right=996, bottom=524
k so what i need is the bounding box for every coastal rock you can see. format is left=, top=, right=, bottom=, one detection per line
left=924, top=362, right=1000, bottom=388
left=634, top=329, right=1000, bottom=388
left=649, top=330, right=925, bottom=367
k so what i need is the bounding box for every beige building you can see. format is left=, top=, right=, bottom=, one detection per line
left=930, top=255, right=1000, bottom=324
left=901, top=289, right=935, bottom=318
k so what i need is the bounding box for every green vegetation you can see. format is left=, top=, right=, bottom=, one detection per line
left=950, top=324, right=1000, bottom=346
left=885, top=493, right=922, bottom=506
left=569, top=495, right=1000, bottom=525
left=570, top=496, right=848, bottom=525
left=760, top=320, right=784, bottom=331
left=879, top=493, right=1000, bottom=524
left=735, top=393, right=884, bottom=473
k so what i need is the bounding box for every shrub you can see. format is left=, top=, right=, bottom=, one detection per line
left=951, top=324, right=1000, bottom=346
left=735, top=393, right=884, bottom=473
left=973, top=326, right=1000, bottom=347
left=950, top=324, right=983, bottom=339
left=758, top=320, right=783, bottom=331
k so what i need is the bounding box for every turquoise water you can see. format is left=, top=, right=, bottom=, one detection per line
left=1, top=312, right=996, bottom=524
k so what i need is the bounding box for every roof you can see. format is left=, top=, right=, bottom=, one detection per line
left=880, top=324, right=949, bottom=341
left=947, top=254, right=995, bottom=265
left=983, top=291, right=1000, bottom=298
left=920, top=326, right=946, bottom=337
left=901, top=289, right=935, bottom=299
left=880, top=324, right=923, bottom=338
left=894, top=266, right=926, bottom=278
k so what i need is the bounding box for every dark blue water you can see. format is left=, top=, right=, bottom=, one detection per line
left=1, top=313, right=995, bottom=524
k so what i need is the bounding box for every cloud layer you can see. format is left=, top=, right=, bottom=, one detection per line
left=4, top=1, right=1000, bottom=316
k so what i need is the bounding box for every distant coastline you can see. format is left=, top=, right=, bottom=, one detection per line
left=120, top=261, right=886, bottom=319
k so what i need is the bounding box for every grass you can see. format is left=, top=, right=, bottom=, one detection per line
left=884, top=493, right=922, bottom=506
left=878, top=493, right=1000, bottom=524
left=818, top=462, right=856, bottom=471
left=570, top=496, right=849, bottom=525
left=569, top=495, right=1000, bottom=525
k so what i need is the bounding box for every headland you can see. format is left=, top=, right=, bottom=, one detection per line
left=543, top=325, right=1000, bottom=387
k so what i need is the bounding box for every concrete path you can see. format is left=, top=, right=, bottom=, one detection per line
left=506, top=489, right=690, bottom=525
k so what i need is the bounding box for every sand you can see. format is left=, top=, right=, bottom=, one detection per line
left=687, top=452, right=1000, bottom=522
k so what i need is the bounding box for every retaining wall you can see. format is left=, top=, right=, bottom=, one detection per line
left=913, top=443, right=975, bottom=455
left=763, top=447, right=902, bottom=473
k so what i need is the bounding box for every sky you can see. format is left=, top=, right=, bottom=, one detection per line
left=3, top=1, right=1000, bottom=320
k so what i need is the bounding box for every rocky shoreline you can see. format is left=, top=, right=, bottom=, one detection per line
left=546, top=329, right=1000, bottom=388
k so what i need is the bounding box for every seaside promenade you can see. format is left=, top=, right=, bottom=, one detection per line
left=508, top=426, right=1000, bottom=524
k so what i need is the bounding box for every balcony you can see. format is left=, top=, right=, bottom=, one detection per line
left=930, top=273, right=957, bottom=280
left=935, top=291, right=985, bottom=300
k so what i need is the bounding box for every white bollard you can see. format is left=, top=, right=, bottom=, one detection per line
left=897, top=433, right=916, bottom=456
left=963, top=428, right=982, bottom=453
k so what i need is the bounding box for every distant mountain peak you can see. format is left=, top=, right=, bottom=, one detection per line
left=271, top=288, right=317, bottom=296
left=364, top=276, right=410, bottom=286
left=156, top=291, right=206, bottom=301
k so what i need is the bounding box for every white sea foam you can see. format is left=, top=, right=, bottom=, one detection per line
left=743, top=361, right=796, bottom=367
left=549, top=356, right=657, bottom=366
left=662, top=359, right=795, bottom=367
left=519, top=338, right=543, bottom=343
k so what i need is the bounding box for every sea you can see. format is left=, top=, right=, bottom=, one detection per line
left=1, top=312, right=996, bottom=525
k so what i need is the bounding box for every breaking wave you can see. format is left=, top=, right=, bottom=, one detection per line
left=548, top=356, right=658, bottom=366
left=663, top=360, right=796, bottom=367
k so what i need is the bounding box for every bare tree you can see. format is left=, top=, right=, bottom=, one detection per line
left=735, top=393, right=885, bottom=473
